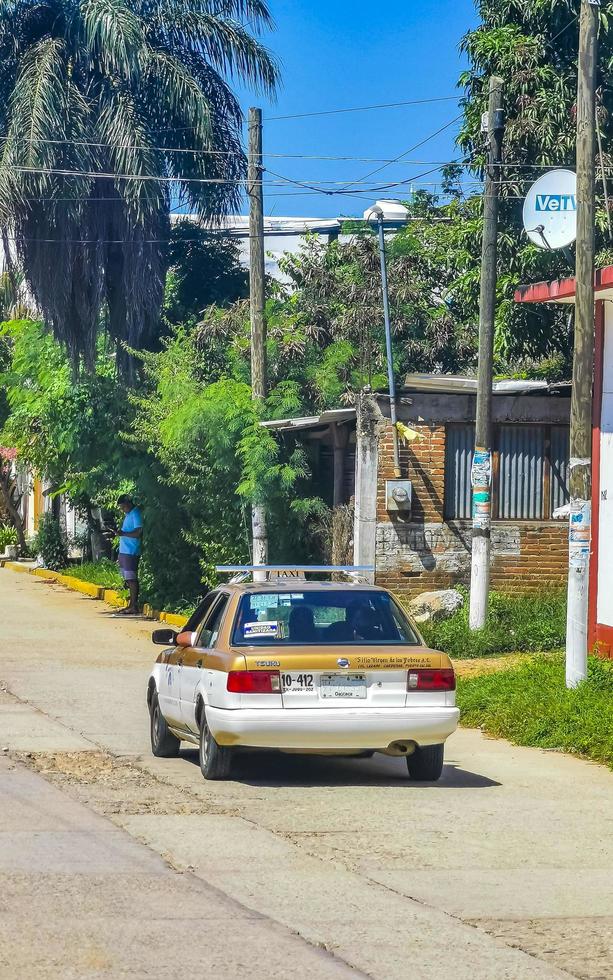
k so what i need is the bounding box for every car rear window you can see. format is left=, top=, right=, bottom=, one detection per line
left=231, top=590, right=420, bottom=646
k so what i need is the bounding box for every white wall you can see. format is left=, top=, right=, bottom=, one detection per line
left=597, top=302, right=613, bottom=627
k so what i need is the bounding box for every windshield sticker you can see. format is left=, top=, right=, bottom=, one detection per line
left=250, top=595, right=278, bottom=611
left=244, top=620, right=279, bottom=638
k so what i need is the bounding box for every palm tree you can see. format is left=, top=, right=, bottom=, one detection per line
left=0, top=0, right=278, bottom=368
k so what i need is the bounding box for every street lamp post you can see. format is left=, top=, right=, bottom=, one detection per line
left=364, top=200, right=410, bottom=479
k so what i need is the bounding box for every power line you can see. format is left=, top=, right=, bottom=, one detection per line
left=0, top=135, right=246, bottom=156
left=340, top=114, right=465, bottom=191
left=265, top=96, right=459, bottom=121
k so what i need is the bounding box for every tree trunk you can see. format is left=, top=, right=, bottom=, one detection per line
left=0, top=463, right=27, bottom=554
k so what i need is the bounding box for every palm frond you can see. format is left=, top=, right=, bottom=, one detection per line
left=79, top=0, right=146, bottom=78
left=144, top=47, right=213, bottom=146
left=148, top=9, right=279, bottom=94
left=96, top=83, right=166, bottom=215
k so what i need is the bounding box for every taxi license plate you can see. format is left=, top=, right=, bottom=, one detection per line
left=281, top=672, right=315, bottom=693
left=320, top=673, right=367, bottom=699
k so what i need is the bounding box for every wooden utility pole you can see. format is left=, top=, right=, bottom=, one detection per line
left=566, top=0, right=599, bottom=687
left=248, top=107, right=268, bottom=576
left=469, top=76, right=505, bottom=630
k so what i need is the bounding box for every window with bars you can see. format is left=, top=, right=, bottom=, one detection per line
left=444, top=423, right=569, bottom=521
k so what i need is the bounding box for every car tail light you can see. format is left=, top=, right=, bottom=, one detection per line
left=227, top=670, right=281, bottom=693
left=407, top=668, right=456, bottom=691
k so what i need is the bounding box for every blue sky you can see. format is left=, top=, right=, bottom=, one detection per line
left=237, top=0, right=478, bottom=218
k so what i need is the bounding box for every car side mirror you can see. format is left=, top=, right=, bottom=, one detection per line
left=152, top=628, right=177, bottom=646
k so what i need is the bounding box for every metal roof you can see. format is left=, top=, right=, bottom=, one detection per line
left=170, top=214, right=341, bottom=237
left=402, top=374, right=552, bottom=395
left=261, top=408, right=356, bottom=432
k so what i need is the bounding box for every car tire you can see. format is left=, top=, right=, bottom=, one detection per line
left=406, top=743, right=444, bottom=781
left=199, top=709, right=233, bottom=780
left=150, top=693, right=181, bottom=758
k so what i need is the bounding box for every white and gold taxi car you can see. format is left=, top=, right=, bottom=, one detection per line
left=147, top=568, right=459, bottom=781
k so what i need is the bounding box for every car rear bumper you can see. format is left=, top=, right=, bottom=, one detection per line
left=207, top=705, right=460, bottom=750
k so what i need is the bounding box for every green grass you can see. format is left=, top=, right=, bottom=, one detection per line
left=61, top=559, right=125, bottom=592
left=419, top=589, right=566, bottom=658
left=457, top=654, right=613, bottom=770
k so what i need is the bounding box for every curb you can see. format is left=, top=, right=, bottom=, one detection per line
left=3, top=561, right=189, bottom=629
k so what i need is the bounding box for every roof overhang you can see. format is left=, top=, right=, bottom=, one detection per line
left=261, top=408, right=356, bottom=433
left=514, top=265, right=613, bottom=305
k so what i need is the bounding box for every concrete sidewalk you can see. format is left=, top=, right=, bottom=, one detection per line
left=0, top=753, right=357, bottom=979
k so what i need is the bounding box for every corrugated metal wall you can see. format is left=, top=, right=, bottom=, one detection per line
left=444, top=423, right=570, bottom=521
left=550, top=425, right=570, bottom=512
left=498, top=426, right=544, bottom=519
left=444, top=424, right=474, bottom=519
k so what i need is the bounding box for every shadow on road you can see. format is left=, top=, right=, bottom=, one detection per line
left=179, top=747, right=500, bottom=789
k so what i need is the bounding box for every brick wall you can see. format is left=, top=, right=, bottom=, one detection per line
left=374, top=421, right=568, bottom=597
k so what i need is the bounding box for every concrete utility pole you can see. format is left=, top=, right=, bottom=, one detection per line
left=469, top=76, right=505, bottom=631
left=566, top=0, right=599, bottom=687
left=248, top=107, right=268, bottom=577
left=375, top=213, right=401, bottom=478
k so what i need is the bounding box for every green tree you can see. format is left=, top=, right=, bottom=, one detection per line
left=0, top=318, right=130, bottom=532
left=455, top=0, right=613, bottom=363
left=0, top=0, right=278, bottom=367
left=164, top=219, right=249, bottom=327
left=130, top=329, right=325, bottom=605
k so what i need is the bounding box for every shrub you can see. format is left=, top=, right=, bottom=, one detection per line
left=34, top=514, right=69, bottom=570
left=457, top=655, right=613, bottom=770
left=419, top=588, right=566, bottom=658
left=0, top=523, right=18, bottom=550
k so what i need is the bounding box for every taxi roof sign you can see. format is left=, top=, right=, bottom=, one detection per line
left=216, top=565, right=374, bottom=583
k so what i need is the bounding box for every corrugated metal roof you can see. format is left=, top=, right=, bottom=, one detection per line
left=402, top=374, right=552, bottom=395
left=261, top=409, right=356, bottom=432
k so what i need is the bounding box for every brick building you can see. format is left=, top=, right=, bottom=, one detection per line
left=264, top=375, right=571, bottom=597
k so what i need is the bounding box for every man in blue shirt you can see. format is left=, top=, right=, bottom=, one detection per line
left=117, top=494, right=143, bottom=615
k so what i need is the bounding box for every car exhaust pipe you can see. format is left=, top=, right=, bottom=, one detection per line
left=383, top=740, right=416, bottom=757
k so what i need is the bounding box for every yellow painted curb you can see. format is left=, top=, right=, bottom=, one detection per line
left=58, top=575, right=104, bottom=599
left=160, top=611, right=189, bottom=629
left=4, top=561, right=31, bottom=574
left=31, top=568, right=60, bottom=582
left=103, top=588, right=128, bottom=609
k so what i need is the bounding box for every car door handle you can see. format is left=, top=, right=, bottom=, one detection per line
left=196, top=659, right=203, bottom=669
left=177, top=657, right=183, bottom=667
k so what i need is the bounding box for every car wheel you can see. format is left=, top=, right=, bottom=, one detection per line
left=199, top=710, right=233, bottom=780
left=150, top=693, right=180, bottom=758
left=406, top=743, right=444, bottom=781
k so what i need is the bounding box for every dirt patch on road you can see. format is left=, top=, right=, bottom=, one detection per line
left=470, top=916, right=613, bottom=980
left=16, top=749, right=232, bottom=818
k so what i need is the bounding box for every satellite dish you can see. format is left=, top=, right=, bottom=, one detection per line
left=522, top=169, right=577, bottom=250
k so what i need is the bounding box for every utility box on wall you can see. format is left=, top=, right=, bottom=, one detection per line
left=386, top=480, right=412, bottom=514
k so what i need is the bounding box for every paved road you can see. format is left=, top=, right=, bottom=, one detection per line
left=1, top=568, right=613, bottom=979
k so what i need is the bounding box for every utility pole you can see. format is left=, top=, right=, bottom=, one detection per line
left=469, top=76, right=505, bottom=631
left=566, top=0, right=599, bottom=687
left=248, top=106, right=268, bottom=577
left=375, top=211, right=401, bottom=477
